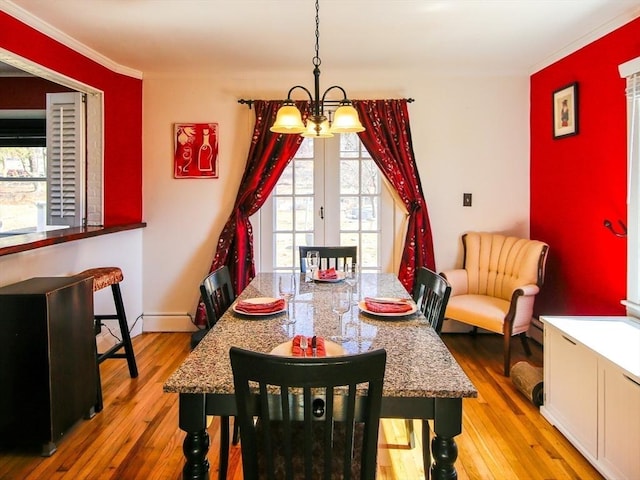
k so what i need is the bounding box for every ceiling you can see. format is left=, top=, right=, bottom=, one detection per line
left=2, top=0, right=640, bottom=77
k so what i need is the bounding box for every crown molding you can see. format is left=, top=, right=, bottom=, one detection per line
left=530, top=8, right=640, bottom=75
left=1, top=0, right=143, bottom=79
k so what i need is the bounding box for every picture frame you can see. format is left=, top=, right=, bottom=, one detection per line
left=552, top=82, right=578, bottom=139
left=174, top=123, right=219, bottom=178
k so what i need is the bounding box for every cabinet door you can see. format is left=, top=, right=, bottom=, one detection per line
left=598, top=361, right=640, bottom=479
left=543, top=324, right=598, bottom=458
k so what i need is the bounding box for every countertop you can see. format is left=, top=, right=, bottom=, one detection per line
left=164, top=272, right=477, bottom=399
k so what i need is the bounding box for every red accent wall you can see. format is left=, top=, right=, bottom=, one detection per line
left=0, top=12, right=143, bottom=226
left=531, top=17, right=640, bottom=316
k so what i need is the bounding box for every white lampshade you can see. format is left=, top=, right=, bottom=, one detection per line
left=330, top=104, right=365, bottom=133
left=301, top=118, right=333, bottom=138
left=270, top=104, right=306, bottom=134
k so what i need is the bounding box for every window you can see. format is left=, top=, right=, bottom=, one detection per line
left=257, top=133, right=395, bottom=273
left=0, top=53, right=103, bottom=236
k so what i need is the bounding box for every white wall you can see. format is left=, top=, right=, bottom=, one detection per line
left=0, top=229, right=144, bottom=339
left=142, top=69, right=531, bottom=330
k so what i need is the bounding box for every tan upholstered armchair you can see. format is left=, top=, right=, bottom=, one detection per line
left=440, top=232, right=549, bottom=376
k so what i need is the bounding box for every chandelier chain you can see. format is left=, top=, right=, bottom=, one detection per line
left=313, top=0, right=321, bottom=67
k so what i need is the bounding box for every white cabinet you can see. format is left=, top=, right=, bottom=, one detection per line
left=543, top=324, right=598, bottom=457
left=598, top=358, right=640, bottom=479
left=541, top=316, right=640, bottom=480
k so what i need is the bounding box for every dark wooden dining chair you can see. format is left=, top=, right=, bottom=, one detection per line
left=401, top=267, right=452, bottom=449
left=412, top=266, right=452, bottom=334
left=197, top=265, right=239, bottom=473
left=299, top=245, right=358, bottom=273
left=230, top=346, right=386, bottom=480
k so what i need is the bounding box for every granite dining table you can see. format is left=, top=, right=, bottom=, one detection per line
left=164, top=272, right=477, bottom=480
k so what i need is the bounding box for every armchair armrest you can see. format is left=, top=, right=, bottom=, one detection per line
left=439, top=269, right=468, bottom=296
left=506, top=284, right=541, bottom=332
left=512, top=284, right=540, bottom=299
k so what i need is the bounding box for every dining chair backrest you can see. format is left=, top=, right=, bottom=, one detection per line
left=230, top=347, right=386, bottom=480
left=412, top=267, right=451, bottom=333
left=199, top=265, right=236, bottom=329
left=299, top=245, right=358, bottom=273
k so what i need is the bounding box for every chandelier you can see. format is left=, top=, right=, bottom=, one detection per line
left=270, top=0, right=365, bottom=138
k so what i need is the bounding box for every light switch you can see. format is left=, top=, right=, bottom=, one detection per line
left=463, top=193, right=472, bottom=207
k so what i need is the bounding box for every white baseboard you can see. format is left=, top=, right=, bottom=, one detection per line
left=142, top=314, right=197, bottom=332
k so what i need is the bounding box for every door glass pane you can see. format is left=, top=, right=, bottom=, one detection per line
left=294, top=196, right=314, bottom=231
left=340, top=159, right=359, bottom=194
left=360, top=232, right=379, bottom=268
left=361, top=159, right=379, bottom=194
left=295, top=159, right=314, bottom=195
left=275, top=164, right=292, bottom=195
left=275, top=232, right=294, bottom=269
left=275, top=196, right=293, bottom=229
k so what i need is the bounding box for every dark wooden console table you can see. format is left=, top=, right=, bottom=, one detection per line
left=0, top=276, right=97, bottom=456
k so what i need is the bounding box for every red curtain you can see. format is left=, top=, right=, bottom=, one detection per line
left=353, top=99, right=435, bottom=292
left=194, top=100, right=308, bottom=326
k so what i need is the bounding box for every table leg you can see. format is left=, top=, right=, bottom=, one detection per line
left=431, top=398, right=462, bottom=480
left=422, top=419, right=431, bottom=480
left=219, top=416, right=230, bottom=480
left=180, top=393, right=210, bottom=480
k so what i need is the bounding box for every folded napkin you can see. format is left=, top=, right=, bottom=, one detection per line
left=235, top=298, right=285, bottom=314
left=317, top=267, right=338, bottom=280
left=364, top=297, right=414, bottom=314
left=292, top=335, right=326, bottom=357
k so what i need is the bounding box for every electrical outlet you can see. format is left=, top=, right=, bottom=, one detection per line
left=463, top=193, right=472, bottom=207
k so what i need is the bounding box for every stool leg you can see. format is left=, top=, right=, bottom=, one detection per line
left=111, top=283, right=138, bottom=378
left=94, top=330, right=103, bottom=413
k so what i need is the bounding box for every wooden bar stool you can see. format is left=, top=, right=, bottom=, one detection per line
left=79, top=267, right=138, bottom=412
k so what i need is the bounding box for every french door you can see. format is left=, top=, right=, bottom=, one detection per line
left=257, top=133, right=395, bottom=273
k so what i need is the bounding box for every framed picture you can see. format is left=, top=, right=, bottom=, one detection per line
left=553, top=82, right=578, bottom=139
left=174, top=123, right=219, bottom=178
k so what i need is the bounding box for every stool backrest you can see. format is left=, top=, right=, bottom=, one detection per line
left=200, top=266, right=235, bottom=329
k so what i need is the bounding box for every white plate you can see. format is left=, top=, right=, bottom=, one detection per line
left=232, top=297, right=286, bottom=316
left=358, top=298, right=418, bottom=317
left=270, top=339, right=346, bottom=357
left=313, top=270, right=346, bottom=282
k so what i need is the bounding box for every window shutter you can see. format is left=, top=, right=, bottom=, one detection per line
left=46, top=92, right=85, bottom=227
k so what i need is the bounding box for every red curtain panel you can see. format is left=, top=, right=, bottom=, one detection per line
left=354, top=99, right=435, bottom=292
left=194, top=100, right=308, bottom=326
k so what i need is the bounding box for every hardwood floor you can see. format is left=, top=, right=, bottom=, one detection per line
left=0, top=332, right=604, bottom=479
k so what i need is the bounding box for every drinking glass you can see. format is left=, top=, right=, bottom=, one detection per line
left=306, top=250, right=320, bottom=282
left=278, top=273, right=296, bottom=324
left=343, top=262, right=359, bottom=304
left=332, top=285, right=352, bottom=324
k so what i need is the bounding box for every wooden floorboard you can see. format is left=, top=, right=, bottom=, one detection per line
left=0, top=331, right=604, bottom=479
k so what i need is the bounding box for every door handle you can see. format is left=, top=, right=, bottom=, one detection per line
left=320, top=206, right=324, bottom=219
